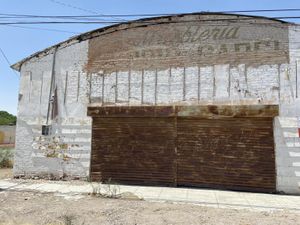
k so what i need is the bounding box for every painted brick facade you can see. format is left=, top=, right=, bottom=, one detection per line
left=12, top=13, right=300, bottom=193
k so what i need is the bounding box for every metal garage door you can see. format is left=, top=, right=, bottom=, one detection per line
left=177, top=117, right=276, bottom=192
left=88, top=105, right=277, bottom=192
left=90, top=117, right=176, bottom=185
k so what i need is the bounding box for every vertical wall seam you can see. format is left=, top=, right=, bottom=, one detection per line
left=197, top=66, right=201, bottom=103
left=64, top=71, right=68, bottom=105
left=115, top=71, right=118, bottom=103
left=46, top=47, right=58, bottom=125
left=228, top=65, right=231, bottom=98
left=101, top=73, right=105, bottom=106
left=76, top=71, right=80, bottom=102
left=296, top=60, right=298, bottom=98
left=169, top=67, right=172, bottom=104
left=183, top=67, right=186, bottom=101
left=278, top=64, right=281, bottom=102
left=212, top=66, right=216, bottom=98
left=29, top=71, right=32, bottom=102
left=244, top=65, right=248, bottom=98
left=128, top=69, right=131, bottom=105
left=39, top=72, right=44, bottom=118
left=287, top=67, right=295, bottom=99
left=88, top=73, right=92, bottom=104
left=155, top=68, right=158, bottom=105
left=141, top=69, right=144, bottom=105
left=40, top=72, right=44, bottom=105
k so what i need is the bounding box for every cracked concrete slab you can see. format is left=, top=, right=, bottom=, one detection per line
left=1, top=179, right=300, bottom=212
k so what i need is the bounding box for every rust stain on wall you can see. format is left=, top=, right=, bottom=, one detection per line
left=87, top=106, right=175, bottom=117
left=88, top=105, right=279, bottom=118
left=176, top=105, right=279, bottom=118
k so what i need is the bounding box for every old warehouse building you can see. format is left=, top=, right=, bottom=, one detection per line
left=12, top=13, right=300, bottom=194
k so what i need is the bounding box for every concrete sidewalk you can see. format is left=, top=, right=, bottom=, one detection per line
left=0, top=179, right=300, bottom=212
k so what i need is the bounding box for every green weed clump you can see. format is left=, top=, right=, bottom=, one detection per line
left=0, top=148, right=14, bottom=168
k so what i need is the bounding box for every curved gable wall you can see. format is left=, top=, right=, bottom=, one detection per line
left=13, top=14, right=300, bottom=194
left=87, top=14, right=289, bottom=73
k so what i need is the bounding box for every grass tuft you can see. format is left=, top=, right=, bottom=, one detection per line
left=0, top=148, right=14, bottom=168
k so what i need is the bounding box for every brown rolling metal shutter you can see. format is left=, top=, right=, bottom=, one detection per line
left=88, top=105, right=277, bottom=193
left=91, top=117, right=176, bottom=186
left=177, top=117, right=276, bottom=192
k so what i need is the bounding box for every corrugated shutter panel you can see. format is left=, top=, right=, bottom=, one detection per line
left=91, top=117, right=176, bottom=186
left=176, top=117, right=276, bottom=192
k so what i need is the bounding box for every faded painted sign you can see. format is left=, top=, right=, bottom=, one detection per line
left=87, top=15, right=288, bottom=73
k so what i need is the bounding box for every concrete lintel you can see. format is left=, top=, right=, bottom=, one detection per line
left=87, top=105, right=279, bottom=118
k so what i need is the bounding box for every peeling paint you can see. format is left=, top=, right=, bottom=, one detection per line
left=12, top=13, right=300, bottom=193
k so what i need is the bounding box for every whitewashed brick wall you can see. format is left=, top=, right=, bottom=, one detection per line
left=13, top=22, right=300, bottom=194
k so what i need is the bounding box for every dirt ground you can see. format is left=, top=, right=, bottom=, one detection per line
left=0, top=169, right=300, bottom=225
left=0, top=190, right=299, bottom=225
left=0, top=168, right=12, bottom=179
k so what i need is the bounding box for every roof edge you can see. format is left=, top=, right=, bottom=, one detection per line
left=11, top=12, right=293, bottom=72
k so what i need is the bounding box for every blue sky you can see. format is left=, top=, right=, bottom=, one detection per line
left=1, top=0, right=300, bottom=115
